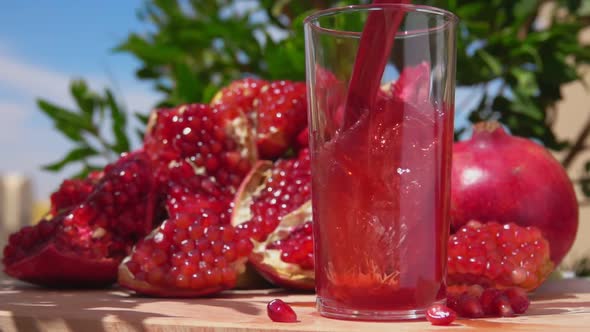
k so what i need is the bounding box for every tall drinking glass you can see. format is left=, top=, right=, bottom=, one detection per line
left=304, top=4, right=458, bottom=320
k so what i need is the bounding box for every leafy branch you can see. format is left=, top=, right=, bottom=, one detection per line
left=38, top=79, right=130, bottom=178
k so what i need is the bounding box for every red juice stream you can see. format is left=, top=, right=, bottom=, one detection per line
left=343, top=0, right=410, bottom=129
left=313, top=63, right=453, bottom=312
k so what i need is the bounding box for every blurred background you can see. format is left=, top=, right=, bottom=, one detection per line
left=1, top=0, right=589, bottom=271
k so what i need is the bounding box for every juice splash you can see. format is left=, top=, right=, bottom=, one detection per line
left=312, top=63, right=453, bottom=313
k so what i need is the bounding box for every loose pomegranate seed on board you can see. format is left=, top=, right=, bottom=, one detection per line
left=426, top=304, right=457, bottom=326
left=267, top=299, right=298, bottom=323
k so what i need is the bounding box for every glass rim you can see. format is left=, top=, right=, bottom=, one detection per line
left=304, top=4, right=459, bottom=38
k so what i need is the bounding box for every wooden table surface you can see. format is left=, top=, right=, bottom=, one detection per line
left=1, top=276, right=590, bottom=332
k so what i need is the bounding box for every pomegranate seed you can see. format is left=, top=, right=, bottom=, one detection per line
left=492, top=294, right=515, bottom=317
left=426, top=304, right=456, bottom=326
left=478, top=288, right=499, bottom=315
left=456, top=293, right=484, bottom=318
left=504, top=287, right=530, bottom=314
left=267, top=299, right=298, bottom=323
left=448, top=286, right=531, bottom=318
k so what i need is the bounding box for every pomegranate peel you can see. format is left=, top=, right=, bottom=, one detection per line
left=4, top=235, right=118, bottom=287
left=117, top=263, right=224, bottom=297
left=225, top=110, right=258, bottom=165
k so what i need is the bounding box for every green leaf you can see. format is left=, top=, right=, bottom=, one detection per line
left=115, top=34, right=185, bottom=64
left=37, top=99, right=95, bottom=133
left=53, top=121, right=84, bottom=142
left=510, top=67, right=539, bottom=96
left=135, top=112, right=150, bottom=126
left=581, top=177, right=590, bottom=198
left=171, top=62, right=203, bottom=103
left=513, top=0, right=540, bottom=25
left=70, top=79, right=97, bottom=118
left=477, top=50, right=503, bottom=76
left=42, top=146, right=98, bottom=172
left=203, top=83, right=221, bottom=103
left=510, top=43, right=542, bottom=69
left=135, top=112, right=150, bottom=141
left=105, top=89, right=130, bottom=153
left=578, top=0, right=590, bottom=15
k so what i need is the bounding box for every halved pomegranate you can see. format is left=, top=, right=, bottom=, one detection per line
left=118, top=214, right=254, bottom=297
left=118, top=103, right=258, bottom=296
left=3, top=151, right=156, bottom=287
left=254, top=81, right=307, bottom=159
left=144, top=103, right=256, bottom=181
left=231, top=149, right=314, bottom=290
left=448, top=221, right=554, bottom=291
left=49, top=172, right=101, bottom=215
left=211, top=77, right=267, bottom=125
left=212, top=79, right=307, bottom=160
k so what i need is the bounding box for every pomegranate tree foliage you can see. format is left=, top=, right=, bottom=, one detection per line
left=37, top=0, right=590, bottom=197
left=37, top=80, right=129, bottom=179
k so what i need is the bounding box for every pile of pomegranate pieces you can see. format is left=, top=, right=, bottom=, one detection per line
left=3, top=79, right=312, bottom=295
left=2, top=72, right=578, bottom=323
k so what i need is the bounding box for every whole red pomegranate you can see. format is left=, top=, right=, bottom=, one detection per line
left=451, top=122, right=578, bottom=265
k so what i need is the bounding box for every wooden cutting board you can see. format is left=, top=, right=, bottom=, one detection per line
left=1, top=276, right=590, bottom=332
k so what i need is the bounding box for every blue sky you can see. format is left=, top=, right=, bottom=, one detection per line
left=0, top=1, right=158, bottom=198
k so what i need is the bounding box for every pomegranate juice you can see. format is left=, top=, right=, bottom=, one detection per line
left=311, top=93, right=453, bottom=317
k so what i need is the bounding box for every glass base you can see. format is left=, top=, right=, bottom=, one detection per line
left=317, top=297, right=445, bottom=321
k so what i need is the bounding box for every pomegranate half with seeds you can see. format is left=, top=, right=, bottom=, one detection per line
left=232, top=149, right=314, bottom=290
left=211, top=77, right=266, bottom=126
left=49, top=171, right=102, bottom=215
left=447, top=221, right=554, bottom=291
left=118, top=103, right=258, bottom=296
left=212, top=79, right=308, bottom=160
left=3, top=151, right=157, bottom=287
